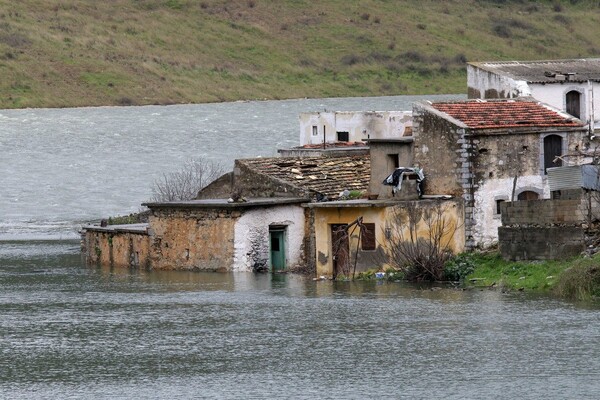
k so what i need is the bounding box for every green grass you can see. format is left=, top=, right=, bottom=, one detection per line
left=1, top=0, right=600, bottom=108
left=466, top=252, right=600, bottom=300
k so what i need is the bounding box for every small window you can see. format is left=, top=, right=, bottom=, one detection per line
left=312, top=125, right=318, bottom=136
left=388, top=154, right=399, bottom=169
left=337, top=131, right=349, bottom=142
left=517, top=191, right=539, bottom=201
left=495, top=199, right=505, bottom=215
left=361, top=223, right=376, bottom=251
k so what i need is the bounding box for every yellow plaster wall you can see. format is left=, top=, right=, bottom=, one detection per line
left=313, top=199, right=465, bottom=277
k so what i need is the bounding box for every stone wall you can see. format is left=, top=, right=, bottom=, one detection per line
left=84, top=230, right=151, bottom=269
left=149, top=207, right=240, bottom=270
left=498, top=199, right=586, bottom=260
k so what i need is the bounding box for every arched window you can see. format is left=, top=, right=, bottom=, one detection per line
left=517, top=191, right=539, bottom=201
left=543, top=134, right=563, bottom=174
left=566, top=90, right=581, bottom=119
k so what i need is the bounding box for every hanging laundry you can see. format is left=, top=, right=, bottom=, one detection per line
left=382, top=167, right=425, bottom=197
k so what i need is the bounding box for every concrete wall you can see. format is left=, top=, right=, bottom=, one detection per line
left=467, top=65, right=526, bottom=99
left=149, top=208, right=239, bottom=271
left=233, top=205, right=306, bottom=272
left=311, top=199, right=465, bottom=277
left=498, top=199, right=586, bottom=260
left=498, top=226, right=584, bottom=261
left=299, top=111, right=412, bottom=146
left=501, top=199, right=585, bottom=225
left=368, top=140, right=415, bottom=199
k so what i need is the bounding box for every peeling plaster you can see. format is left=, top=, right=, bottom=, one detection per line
left=233, top=205, right=305, bottom=272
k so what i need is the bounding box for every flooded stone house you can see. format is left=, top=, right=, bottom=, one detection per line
left=467, top=58, right=600, bottom=131
left=412, top=97, right=589, bottom=248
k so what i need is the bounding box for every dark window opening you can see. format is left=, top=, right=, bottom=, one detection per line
left=388, top=154, right=399, bottom=169
left=361, top=223, right=376, bottom=251
left=312, top=125, right=318, bottom=136
left=337, top=131, right=349, bottom=142
left=271, top=236, right=280, bottom=251
left=543, top=134, right=563, bottom=174
left=566, top=90, right=581, bottom=119
left=495, top=199, right=505, bottom=215
left=517, top=191, right=539, bottom=201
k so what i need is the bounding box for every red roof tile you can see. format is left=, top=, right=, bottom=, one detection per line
left=432, top=100, right=583, bottom=129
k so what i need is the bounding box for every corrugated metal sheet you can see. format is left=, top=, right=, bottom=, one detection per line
left=582, top=165, right=600, bottom=191
left=547, top=166, right=582, bottom=191
left=548, top=165, right=600, bottom=192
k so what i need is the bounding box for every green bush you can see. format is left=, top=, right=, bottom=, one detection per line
left=444, top=253, right=476, bottom=281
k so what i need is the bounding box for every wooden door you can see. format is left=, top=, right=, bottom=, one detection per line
left=331, top=224, right=349, bottom=278
left=270, top=230, right=285, bottom=271
left=544, top=135, right=563, bottom=173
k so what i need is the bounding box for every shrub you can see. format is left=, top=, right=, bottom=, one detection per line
left=555, top=263, right=600, bottom=300
left=444, top=253, right=476, bottom=281
left=360, top=13, right=370, bottom=21
left=492, top=24, right=512, bottom=38
left=341, top=54, right=361, bottom=65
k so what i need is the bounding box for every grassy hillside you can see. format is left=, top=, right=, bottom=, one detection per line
left=1, top=0, right=600, bottom=108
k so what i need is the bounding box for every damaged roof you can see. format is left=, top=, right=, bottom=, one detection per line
left=238, top=155, right=370, bottom=200
left=469, top=58, right=600, bottom=83
left=431, top=99, right=584, bottom=130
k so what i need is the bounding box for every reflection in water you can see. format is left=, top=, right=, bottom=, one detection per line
left=1, top=241, right=600, bottom=399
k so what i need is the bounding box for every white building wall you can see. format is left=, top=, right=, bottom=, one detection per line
left=299, top=111, right=412, bottom=146
left=467, top=65, right=526, bottom=98
left=472, top=175, right=548, bottom=247
left=233, top=205, right=305, bottom=271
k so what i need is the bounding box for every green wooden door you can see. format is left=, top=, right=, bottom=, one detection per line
left=270, top=230, right=285, bottom=271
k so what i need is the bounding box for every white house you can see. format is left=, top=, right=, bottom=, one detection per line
left=298, top=111, right=412, bottom=146
left=467, top=58, right=600, bottom=132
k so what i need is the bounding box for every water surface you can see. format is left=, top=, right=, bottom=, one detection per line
left=1, top=241, right=599, bottom=399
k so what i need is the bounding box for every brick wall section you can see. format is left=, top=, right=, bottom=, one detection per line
left=499, top=199, right=586, bottom=260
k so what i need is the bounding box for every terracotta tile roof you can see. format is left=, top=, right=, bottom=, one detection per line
left=431, top=100, right=583, bottom=129
left=238, top=155, right=370, bottom=200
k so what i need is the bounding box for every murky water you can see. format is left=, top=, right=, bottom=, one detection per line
left=1, top=241, right=599, bottom=399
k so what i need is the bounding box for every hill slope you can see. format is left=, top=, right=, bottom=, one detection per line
left=1, top=0, right=600, bottom=108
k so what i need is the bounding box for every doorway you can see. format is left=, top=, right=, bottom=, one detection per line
left=269, top=227, right=286, bottom=271
left=331, top=224, right=349, bottom=278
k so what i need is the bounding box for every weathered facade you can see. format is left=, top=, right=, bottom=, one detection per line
left=412, top=98, right=589, bottom=248
left=84, top=199, right=308, bottom=272
left=299, top=111, right=412, bottom=146
left=305, top=198, right=465, bottom=278
left=367, top=138, right=416, bottom=200
left=467, top=59, right=600, bottom=131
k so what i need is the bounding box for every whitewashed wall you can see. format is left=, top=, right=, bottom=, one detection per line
left=233, top=205, right=305, bottom=271
left=299, top=111, right=412, bottom=146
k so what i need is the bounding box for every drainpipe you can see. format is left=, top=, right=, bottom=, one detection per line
left=589, top=80, right=595, bottom=137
